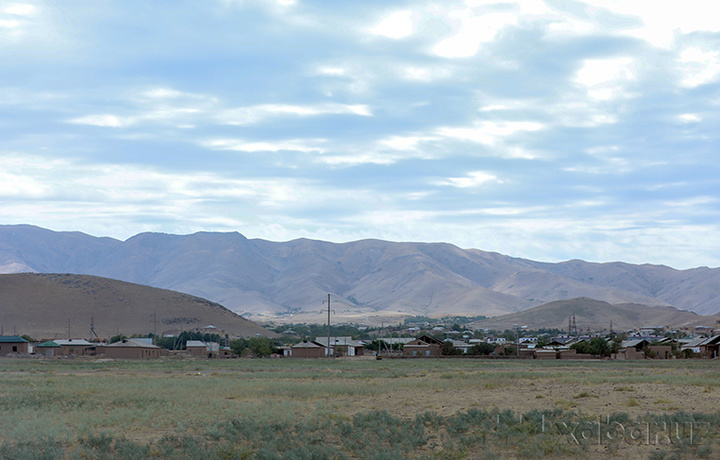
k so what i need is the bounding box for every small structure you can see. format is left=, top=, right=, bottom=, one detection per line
left=288, top=340, right=329, bottom=358
left=53, top=339, right=95, bottom=356
left=403, top=335, right=443, bottom=357
left=449, top=340, right=471, bottom=354
left=105, top=339, right=161, bottom=359
left=534, top=349, right=558, bottom=360
left=314, top=336, right=365, bottom=356
left=186, top=340, right=220, bottom=358
left=36, top=340, right=62, bottom=357
left=0, top=336, right=29, bottom=354
left=698, top=335, right=720, bottom=358
left=613, top=348, right=645, bottom=360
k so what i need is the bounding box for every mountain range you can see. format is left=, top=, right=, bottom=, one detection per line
left=1, top=224, right=719, bottom=321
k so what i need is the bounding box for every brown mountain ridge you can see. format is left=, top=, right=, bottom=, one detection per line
left=1, top=225, right=719, bottom=320
left=0, top=273, right=274, bottom=339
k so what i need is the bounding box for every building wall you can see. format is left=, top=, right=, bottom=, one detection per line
left=105, top=347, right=160, bottom=359
left=290, top=347, right=326, bottom=358
left=0, top=342, right=28, bottom=354
left=403, top=340, right=442, bottom=357
left=187, top=346, right=208, bottom=357
left=613, top=348, right=645, bottom=360
left=647, top=345, right=672, bottom=359
left=59, top=345, right=92, bottom=356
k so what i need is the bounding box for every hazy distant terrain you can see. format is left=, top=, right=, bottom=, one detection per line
left=472, top=297, right=720, bottom=331
left=0, top=273, right=273, bottom=339
left=1, top=225, right=719, bottom=319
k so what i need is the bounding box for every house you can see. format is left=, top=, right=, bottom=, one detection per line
left=647, top=345, right=672, bottom=359
left=36, top=340, right=62, bottom=356
left=449, top=340, right=471, bottom=354
left=186, top=340, right=220, bottom=358
left=486, top=337, right=506, bottom=345
left=314, top=336, right=365, bottom=356
left=698, top=335, right=720, bottom=358
left=53, top=339, right=95, bottom=356
left=288, top=340, right=329, bottom=358
left=403, top=335, right=443, bottom=357
left=104, top=339, right=161, bottom=359
left=0, top=336, right=29, bottom=354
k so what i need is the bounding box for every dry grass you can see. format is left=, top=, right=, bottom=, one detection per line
left=1, top=357, right=720, bottom=458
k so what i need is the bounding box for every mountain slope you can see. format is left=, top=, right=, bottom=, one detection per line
left=0, top=273, right=274, bottom=339
left=0, top=224, right=719, bottom=318
left=473, top=297, right=720, bottom=331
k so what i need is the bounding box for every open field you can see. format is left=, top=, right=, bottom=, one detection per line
left=2, top=358, right=720, bottom=459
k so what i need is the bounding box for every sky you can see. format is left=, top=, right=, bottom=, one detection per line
left=1, top=0, right=719, bottom=270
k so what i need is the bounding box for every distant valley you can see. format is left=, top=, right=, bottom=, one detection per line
left=1, top=225, right=719, bottom=322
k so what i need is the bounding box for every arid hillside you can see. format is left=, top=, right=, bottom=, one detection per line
left=473, top=297, right=720, bottom=332
left=0, top=273, right=274, bottom=339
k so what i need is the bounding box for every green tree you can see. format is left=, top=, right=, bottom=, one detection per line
left=109, top=334, right=127, bottom=344
left=248, top=336, right=274, bottom=357
left=441, top=341, right=461, bottom=355
left=468, top=342, right=495, bottom=355
left=571, top=337, right=610, bottom=357
left=230, top=338, right=248, bottom=356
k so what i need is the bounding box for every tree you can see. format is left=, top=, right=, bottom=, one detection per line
left=230, top=338, right=248, bottom=356
left=109, top=334, right=127, bottom=344
left=468, top=342, right=495, bottom=355
left=571, top=337, right=610, bottom=357
left=248, top=336, right=274, bottom=357
left=441, top=341, right=461, bottom=355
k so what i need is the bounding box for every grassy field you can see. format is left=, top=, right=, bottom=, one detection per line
left=1, top=357, right=720, bottom=459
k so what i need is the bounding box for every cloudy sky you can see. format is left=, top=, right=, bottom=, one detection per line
left=1, top=1, right=719, bottom=269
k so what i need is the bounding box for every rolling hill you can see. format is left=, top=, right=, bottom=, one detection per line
left=1, top=224, right=719, bottom=320
left=472, top=297, right=720, bottom=332
left=0, top=273, right=274, bottom=339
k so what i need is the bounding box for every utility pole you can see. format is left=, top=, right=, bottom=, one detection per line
left=152, top=310, right=158, bottom=345
left=322, top=294, right=334, bottom=357
left=327, top=294, right=331, bottom=357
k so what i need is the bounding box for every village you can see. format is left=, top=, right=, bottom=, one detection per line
left=2, top=316, right=720, bottom=361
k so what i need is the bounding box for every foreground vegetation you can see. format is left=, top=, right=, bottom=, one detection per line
left=2, top=358, right=720, bottom=459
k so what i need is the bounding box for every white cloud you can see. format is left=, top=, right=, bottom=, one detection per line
left=436, top=171, right=501, bottom=188
left=436, top=120, right=545, bottom=145
left=368, top=10, right=417, bottom=39
left=217, top=103, right=372, bottom=125
left=676, top=113, right=701, bottom=124
left=580, top=0, right=720, bottom=49
left=67, top=114, right=136, bottom=128
left=678, top=47, right=720, bottom=88
left=1, top=4, right=36, bottom=16
left=431, top=10, right=517, bottom=58
left=203, top=138, right=325, bottom=153
left=574, top=57, right=637, bottom=100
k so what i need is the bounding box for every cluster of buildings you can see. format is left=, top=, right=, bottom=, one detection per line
left=0, top=336, right=231, bottom=359
left=4, top=323, right=720, bottom=360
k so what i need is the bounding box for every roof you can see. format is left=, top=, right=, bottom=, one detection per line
left=0, top=336, right=28, bottom=343
left=698, top=334, right=720, bottom=346
left=621, top=339, right=650, bottom=349
left=107, top=339, right=160, bottom=349
left=376, top=337, right=415, bottom=345
left=37, top=341, right=61, bottom=348
left=292, top=340, right=326, bottom=349
left=314, top=337, right=364, bottom=347
left=54, top=339, right=94, bottom=346
left=416, top=334, right=444, bottom=346
left=186, top=340, right=207, bottom=348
